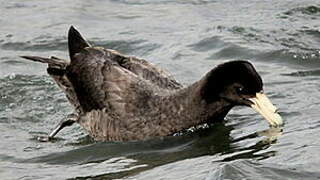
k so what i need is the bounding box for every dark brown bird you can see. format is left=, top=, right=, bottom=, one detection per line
left=21, top=26, right=283, bottom=142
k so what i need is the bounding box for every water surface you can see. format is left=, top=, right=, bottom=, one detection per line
left=1, top=0, right=320, bottom=179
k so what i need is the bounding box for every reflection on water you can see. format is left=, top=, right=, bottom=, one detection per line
left=16, top=123, right=283, bottom=179
left=257, top=127, right=283, bottom=143
left=220, top=127, right=283, bottom=162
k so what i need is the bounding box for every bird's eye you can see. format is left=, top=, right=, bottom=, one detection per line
left=236, top=87, right=243, bottom=94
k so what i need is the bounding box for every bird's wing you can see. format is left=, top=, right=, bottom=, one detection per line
left=66, top=47, right=158, bottom=115
left=104, top=49, right=183, bottom=90
left=22, top=27, right=183, bottom=116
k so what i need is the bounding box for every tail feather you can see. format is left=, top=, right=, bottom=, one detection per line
left=21, top=55, right=81, bottom=111
left=20, top=56, right=69, bottom=68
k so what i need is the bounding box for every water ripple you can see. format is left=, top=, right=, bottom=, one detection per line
left=1, top=36, right=67, bottom=52
left=284, top=5, right=320, bottom=17
left=282, top=69, right=320, bottom=77
left=93, top=39, right=161, bottom=56
left=109, top=0, right=216, bottom=5
left=188, top=36, right=229, bottom=52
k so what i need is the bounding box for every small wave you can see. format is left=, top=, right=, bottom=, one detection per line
left=217, top=25, right=320, bottom=64
left=0, top=75, right=70, bottom=125
left=188, top=34, right=260, bottom=60
left=255, top=49, right=320, bottom=68
left=109, top=0, right=215, bottom=5
left=1, top=36, right=161, bottom=57
left=300, top=29, right=320, bottom=39
left=209, top=160, right=320, bottom=180
left=229, top=26, right=262, bottom=37
left=1, top=36, right=67, bottom=52
left=189, top=32, right=320, bottom=67
left=1, top=56, right=28, bottom=65
left=282, top=69, right=320, bottom=77
left=213, top=24, right=320, bottom=59
left=4, top=2, right=36, bottom=9
left=258, top=49, right=313, bottom=60
left=208, top=44, right=257, bottom=60
left=188, top=36, right=229, bottom=52
left=218, top=25, right=268, bottom=43
left=284, top=5, right=320, bottom=16
left=114, top=15, right=143, bottom=20
left=93, top=39, right=161, bottom=56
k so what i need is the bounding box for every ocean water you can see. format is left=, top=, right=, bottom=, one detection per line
left=1, top=0, right=320, bottom=179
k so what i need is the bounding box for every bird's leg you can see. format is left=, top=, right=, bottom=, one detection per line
left=37, top=113, right=78, bottom=142
left=48, top=116, right=76, bottom=138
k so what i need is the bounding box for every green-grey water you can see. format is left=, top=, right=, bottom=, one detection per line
left=1, top=0, right=320, bottom=179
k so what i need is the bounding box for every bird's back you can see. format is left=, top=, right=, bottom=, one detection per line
left=67, top=46, right=182, bottom=112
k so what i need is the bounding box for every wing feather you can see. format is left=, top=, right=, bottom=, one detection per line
left=67, top=47, right=182, bottom=114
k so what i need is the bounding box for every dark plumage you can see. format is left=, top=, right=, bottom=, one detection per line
left=21, top=26, right=282, bottom=141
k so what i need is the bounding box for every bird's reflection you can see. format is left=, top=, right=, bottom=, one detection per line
left=257, top=127, right=283, bottom=144
left=21, top=122, right=283, bottom=179
left=220, top=127, right=283, bottom=162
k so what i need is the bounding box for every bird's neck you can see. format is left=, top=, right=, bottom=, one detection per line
left=158, top=78, right=234, bottom=133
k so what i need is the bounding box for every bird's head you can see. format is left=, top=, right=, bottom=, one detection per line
left=201, top=60, right=283, bottom=127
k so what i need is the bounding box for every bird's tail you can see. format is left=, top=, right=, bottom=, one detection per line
left=21, top=55, right=81, bottom=112
left=20, top=55, right=69, bottom=75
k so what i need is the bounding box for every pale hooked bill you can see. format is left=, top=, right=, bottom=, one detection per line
left=249, top=92, right=283, bottom=127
